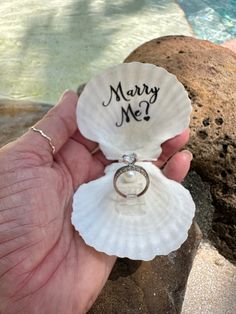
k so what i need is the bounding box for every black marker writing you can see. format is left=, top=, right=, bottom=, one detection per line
left=103, top=82, right=160, bottom=107
left=139, top=100, right=150, bottom=121
left=102, top=82, right=130, bottom=107
left=102, top=81, right=160, bottom=127
left=116, top=104, right=142, bottom=127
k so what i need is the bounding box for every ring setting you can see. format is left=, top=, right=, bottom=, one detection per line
left=113, top=153, right=150, bottom=198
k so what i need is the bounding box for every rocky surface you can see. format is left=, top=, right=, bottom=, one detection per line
left=0, top=98, right=51, bottom=147
left=184, top=171, right=215, bottom=239
left=182, top=242, right=236, bottom=314
left=125, top=35, right=236, bottom=263
left=222, top=39, right=236, bottom=53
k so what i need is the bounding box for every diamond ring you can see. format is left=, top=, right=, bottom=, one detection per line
left=113, top=153, right=150, bottom=198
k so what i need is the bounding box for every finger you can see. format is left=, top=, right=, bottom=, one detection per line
left=154, top=129, right=190, bottom=168
left=56, top=140, right=109, bottom=189
left=92, top=150, right=112, bottom=168
left=163, top=150, right=192, bottom=182
left=54, top=138, right=104, bottom=190
left=55, top=139, right=96, bottom=189
left=19, top=90, right=78, bottom=159
left=71, top=129, right=98, bottom=153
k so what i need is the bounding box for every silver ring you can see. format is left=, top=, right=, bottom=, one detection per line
left=30, top=126, right=56, bottom=154
left=113, top=154, right=150, bottom=198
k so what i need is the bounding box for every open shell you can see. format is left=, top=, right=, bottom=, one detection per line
left=72, top=62, right=195, bottom=260
left=72, top=163, right=195, bottom=260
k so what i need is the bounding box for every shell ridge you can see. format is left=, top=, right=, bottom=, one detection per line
left=71, top=162, right=195, bottom=260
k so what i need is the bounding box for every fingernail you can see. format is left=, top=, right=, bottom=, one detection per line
left=182, top=150, right=193, bottom=161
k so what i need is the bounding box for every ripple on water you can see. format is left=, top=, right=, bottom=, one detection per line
left=178, top=0, right=236, bottom=43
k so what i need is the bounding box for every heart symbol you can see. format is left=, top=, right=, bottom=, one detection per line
left=144, top=116, right=150, bottom=121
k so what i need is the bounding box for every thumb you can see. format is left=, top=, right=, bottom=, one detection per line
left=163, top=150, right=192, bottom=182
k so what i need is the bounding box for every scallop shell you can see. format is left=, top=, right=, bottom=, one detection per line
left=77, top=62, right=192, bottom=160
left=72, top=62, right=195, bottom=260
left=72, top=163, right=195, bottom=260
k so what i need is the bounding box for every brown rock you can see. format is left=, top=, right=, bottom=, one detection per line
left=89, top=223, right=202, bottom=314
left=125, top=35, right=236, bottom=263
left=183, top=171, right=215, bottom=239
left=222, top=39, right=236, bottom=53
left=0, top=98, right=51, bottom=147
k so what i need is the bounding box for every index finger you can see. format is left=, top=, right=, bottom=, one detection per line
left=20, top=90, right=79, bottom=158
left=21, top=91, right=78, bottom=156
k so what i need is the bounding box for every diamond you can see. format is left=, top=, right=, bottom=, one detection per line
left=122, top=153, right=137, bottom=164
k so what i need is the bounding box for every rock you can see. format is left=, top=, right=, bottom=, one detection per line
left=77, top=84, right=86, bottom=96
left=89, top=223, right=202, bottom=314
left=0, top=88, right=86, bottom=147
left=125, top=35, right=236, bottom=263
left=183, top=171, right=215, bottom=239
left=182, top=242, right=236, bottom=314
left=222, top=39, right=236, bottom=53
left=0, top=98, right=51, bottom=147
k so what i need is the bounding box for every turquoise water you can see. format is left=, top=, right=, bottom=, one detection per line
left=179, top=0, right=236, bottom=43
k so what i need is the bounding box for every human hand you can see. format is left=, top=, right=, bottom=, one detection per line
left=0, top=91, right=192, bottom=314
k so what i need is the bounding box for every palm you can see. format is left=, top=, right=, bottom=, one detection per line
left=0, top=91, right=192, bottom=314
left=0, top=129, right=114, bottom=313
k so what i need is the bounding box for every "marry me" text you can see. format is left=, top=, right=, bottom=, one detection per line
left=102, top=81, right=160, bottom=127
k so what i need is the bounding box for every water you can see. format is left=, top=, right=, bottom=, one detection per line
left=0, top=0, right=235, bottom=103
left=178, top=0, right=236, bottom=43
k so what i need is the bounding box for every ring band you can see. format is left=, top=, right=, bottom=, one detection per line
left=113, top=154, right=150, bottom=198
left=30, top=126, right=56, bottom=154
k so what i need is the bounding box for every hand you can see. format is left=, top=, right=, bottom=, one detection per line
left=0, top=91, right=192, bottom=314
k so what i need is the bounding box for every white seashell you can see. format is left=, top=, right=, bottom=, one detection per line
left=72, top=163, right=195, bottom=261
left=77, top=62, right=192, bottom=160
left=72, top=62, right=195, bottom=260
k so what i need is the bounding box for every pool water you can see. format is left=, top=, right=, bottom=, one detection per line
left=0, top=0, right=235, bottom=103
left=178, top=0, right=236, bottom=43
